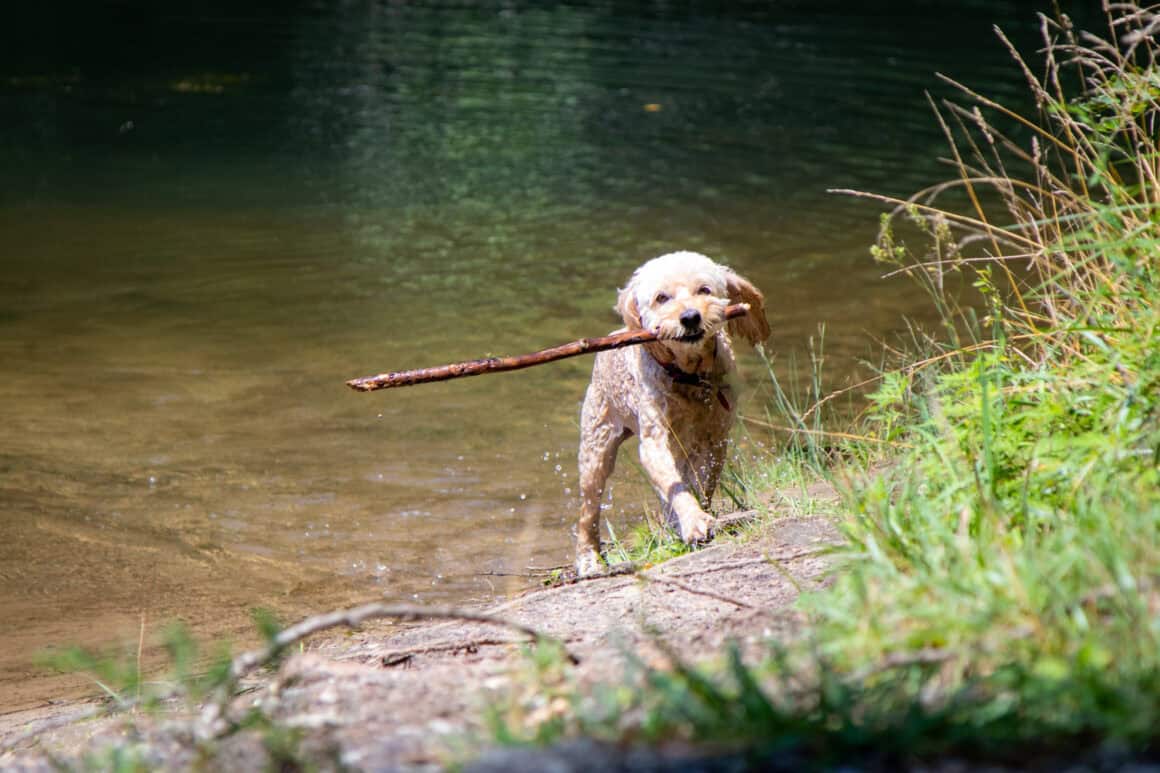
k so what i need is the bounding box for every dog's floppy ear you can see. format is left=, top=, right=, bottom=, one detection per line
left=616, top=284, right=644, bottom=330
left=724, top=269, right=771, bottom=346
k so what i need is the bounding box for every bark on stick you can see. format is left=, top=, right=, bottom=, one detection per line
left=346, top=303, right=752, bottom=392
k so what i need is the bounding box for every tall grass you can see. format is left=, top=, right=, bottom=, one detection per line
left=802, top=2, right=1159, bottom=752
left=490, top=4, right=1160, bottom=762
left=814, top=0, right=1160, bottom=680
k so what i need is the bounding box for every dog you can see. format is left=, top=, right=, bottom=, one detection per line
left=575, top=251, right=770, bottom=576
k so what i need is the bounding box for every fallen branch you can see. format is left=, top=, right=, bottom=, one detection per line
left=197, top=602, right=578, bottom=739
left=547, top=560, right=639, bottom=586
left=712, top=509, right=759, bottom=532
left=347, top=303, right=753, bottom=391
left=380, top=637, right=529, bottom=666
left=228, top=602, right=576, bottom=682
left=537, top=558, right=755, bottom=609
left=637, top=573, right=757, bottom=610
left=667, top=547, right=838, bottom=579
left=380, top=633, right=583, bottom=666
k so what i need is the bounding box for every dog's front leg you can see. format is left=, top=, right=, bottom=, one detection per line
left=637, top=419, right=715, bottom=543
left=576, top=401, right=630, bottom=576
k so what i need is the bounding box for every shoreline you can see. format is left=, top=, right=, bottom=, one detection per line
left=0, top=497, right=841, bottom=769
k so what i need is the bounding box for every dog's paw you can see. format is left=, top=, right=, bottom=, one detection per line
left=574, top=548, right=606, bottom=578
left=679, top=512, right=717, bottom=544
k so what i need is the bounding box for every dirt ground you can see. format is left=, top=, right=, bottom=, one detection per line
left=0, top=513, right=841, bottom=771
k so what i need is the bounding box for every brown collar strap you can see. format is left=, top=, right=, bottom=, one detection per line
left=657, top=361, right=732, bottom=412
left=658, top=360, right=710, bottom=386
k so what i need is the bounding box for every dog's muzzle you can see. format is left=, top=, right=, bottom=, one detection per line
left=677, top=309, right=705, bottom=341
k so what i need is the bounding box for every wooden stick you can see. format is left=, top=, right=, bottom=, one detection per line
left=227, top=603, right=576, bottom=682
left=347, top=302, right=752, bottom=392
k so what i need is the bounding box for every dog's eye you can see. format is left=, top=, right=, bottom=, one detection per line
left=697, top=285, right=713, bottom=295
left=654, top=292, right=670, bottom=305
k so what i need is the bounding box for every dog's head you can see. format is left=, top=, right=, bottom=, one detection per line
left=616, top=251, right=770, bottom=350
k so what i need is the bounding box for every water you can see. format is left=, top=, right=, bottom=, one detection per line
left=0, top=1, right=1049, bottom=708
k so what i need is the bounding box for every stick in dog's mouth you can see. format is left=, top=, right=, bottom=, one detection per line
left=346, top=303, right=751, bottom=392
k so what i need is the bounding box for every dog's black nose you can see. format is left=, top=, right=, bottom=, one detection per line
left=680, top=309, right=702, bottom=329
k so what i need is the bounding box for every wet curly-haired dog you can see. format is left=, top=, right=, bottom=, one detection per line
left=575, top=251, right=770, bottom=576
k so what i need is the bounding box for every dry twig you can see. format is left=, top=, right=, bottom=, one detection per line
left=667, top=547, right=837, bottom=580
left=228, top=603, right=576, bottom=681
left=196, top=602, right=577, bottom=739
left=636, top=574, right=757, bottom=609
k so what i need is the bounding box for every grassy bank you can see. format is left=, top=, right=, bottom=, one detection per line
left=492, top=4, right=1160, bottom=764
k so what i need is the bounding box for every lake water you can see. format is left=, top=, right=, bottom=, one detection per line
left=0, top=1, right=1050, bottom=709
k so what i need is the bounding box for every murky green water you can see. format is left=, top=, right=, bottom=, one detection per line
left=0, top=1, right=1047, bottom=708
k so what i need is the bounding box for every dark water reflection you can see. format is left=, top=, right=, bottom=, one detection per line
left=0, top=1, right=1063, bottom=708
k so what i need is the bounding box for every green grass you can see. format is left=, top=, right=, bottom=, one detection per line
left=809, top=0, right=1160, bottom=693
left=36, top=608, right=323, bottom=770
left=489, top=4, right=1160, bottom=765
left=602, top=519, right=695, bottom=567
